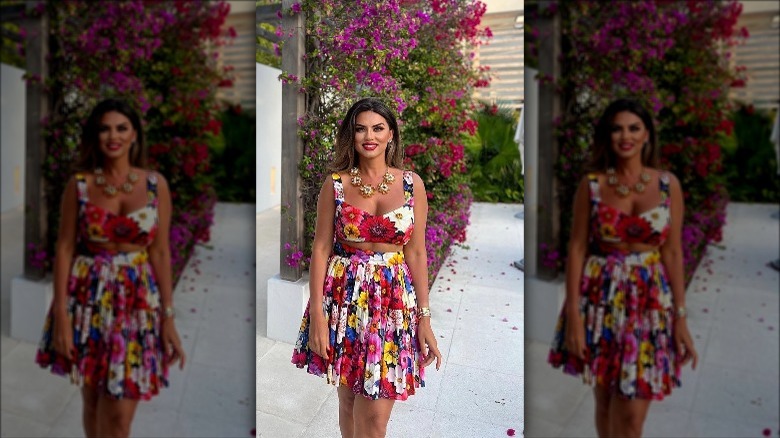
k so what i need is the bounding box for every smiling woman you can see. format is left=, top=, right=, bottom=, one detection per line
left=34, top=98, right=186, bottom=438
left=547, top=98, right=698, bottom=438
left=291, top=97, right=442, bottom=438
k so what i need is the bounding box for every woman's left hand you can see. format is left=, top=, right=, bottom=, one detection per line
left=162, top=318, right=187, bottom=370
left=417, top=318, right=442, bottom=370
left=674, top=318, right=698, bottom=370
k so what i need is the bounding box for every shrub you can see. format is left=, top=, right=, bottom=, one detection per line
left=526, top=0, right=747, bottom=284
left=29, top=0, right=234, bottom=283
left=278, top=0, right=492, bottom=286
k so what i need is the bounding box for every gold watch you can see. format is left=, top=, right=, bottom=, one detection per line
left=163, top=306, right=176, bottom=319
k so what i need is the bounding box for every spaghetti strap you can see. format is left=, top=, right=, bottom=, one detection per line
left=587, top=173, right=601, bottom=203
left=146, top=172, right=159, bottom=208
left=331, top=172, right=344, bottom=203
left=75, top=174, right=88, bottom=204
left=402, top=170, right=413, bottom=206
left=659, top=171, right=671, bottom=206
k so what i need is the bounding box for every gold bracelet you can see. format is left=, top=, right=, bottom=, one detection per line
left=419, top=307, right=431, bottom=318
left=675, top=306, right=687, bottom=318
left=163, top=306, right=176, bottom=319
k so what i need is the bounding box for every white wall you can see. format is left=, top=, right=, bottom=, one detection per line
left=483, top=0, right=522, bottom=14
left=255, top=63, right=283, bottom=213
left=1, top=63, right=26, bottom=213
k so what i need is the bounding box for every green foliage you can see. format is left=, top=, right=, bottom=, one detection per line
left=723, top=105, right=780, bottom=202
left=463, top=104, right=523, bottom=203
left=1, top=19, right=24, bottom=68
left=208, top=105, right=257, bottom=203
left=256, top=22, right=281, bottom=68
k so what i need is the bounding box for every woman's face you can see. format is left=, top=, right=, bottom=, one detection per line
left=98, top=111, right=136, bottom=162
left=353, top=110, right=393, bottom=163
left=610, top=111, right=649, bottom=162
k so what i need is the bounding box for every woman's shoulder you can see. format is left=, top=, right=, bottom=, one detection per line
left=647, top=167, right=678, bottom=186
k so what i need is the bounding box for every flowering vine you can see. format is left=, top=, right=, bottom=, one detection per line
left=32, top=0, right=235, bottom=283
left=527, top=0, right=748, bottom=283
left=279, top=0, right=491, bottom=285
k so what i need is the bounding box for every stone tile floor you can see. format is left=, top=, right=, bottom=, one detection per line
left=525, top=203, right=780, bottom=438
left=255, top=203, right=524, bottom=438
left=1, top=203, right=257, bottom=438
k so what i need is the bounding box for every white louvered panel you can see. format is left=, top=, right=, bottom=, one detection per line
left=730, top=10, right=780, bottom=109
left=473, top=10, right=523, bottom=109
left=217, top=10, right=256, bottom=109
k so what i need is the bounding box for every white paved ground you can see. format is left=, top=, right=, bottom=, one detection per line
left=525, top=203, right=780, bottom=438
left=255, top=202, right=525, bottom=438
left=1, top=203, right=257, bottom=438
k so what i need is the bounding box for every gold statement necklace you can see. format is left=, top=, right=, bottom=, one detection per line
left=349, top=167, right=395, bottom=198
left=606, top=167, right=651, bottom=197
left=95, top=167, right=139, bottom=197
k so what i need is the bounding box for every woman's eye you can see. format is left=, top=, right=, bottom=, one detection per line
left=356, top=127, right=364, bottom=132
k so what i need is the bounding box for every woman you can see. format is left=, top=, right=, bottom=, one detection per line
left=291, top=97, right=442, bottom=437
left=548, top=98, right=698, bottom=437
left=35, top=98, right=186, bottom=438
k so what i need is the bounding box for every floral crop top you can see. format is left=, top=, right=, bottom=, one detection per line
left=333, top=171, right=415, bottom=246
left=77, top=173, right=159, bottom=247
left=589, top=172, right=671, bottom=247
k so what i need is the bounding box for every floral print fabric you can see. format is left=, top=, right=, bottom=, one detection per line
left=334, top=171, right=415, bottom=246
left=35, top=172, right=167, bottom=400
left=591, top=172, right=671, bottom=246
left=79, top=173, right=159, bottom=246
left=547, top=172, right=681, bottom=400
left=292, top=242, right=425, bottom=400
left=35, top=250, right=168, bottom=400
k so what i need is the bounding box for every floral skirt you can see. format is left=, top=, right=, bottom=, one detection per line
left=291, top=242, right=424, bottom=400
left=35, top=250, right=168, bottom=400
left=548, top=250, right=681, bottom=400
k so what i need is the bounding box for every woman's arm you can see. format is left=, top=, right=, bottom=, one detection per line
left=659, top=172, right=698, bottom=369
left=404, top=172, right=442, bottom=370
left=52, top=176, right=79, bottom=359
left=148, top=173, right=174, bottom=312
left=564, top=176, right=591, bottom=359
left=307, top=176, right=336, bottom=360
left=403, top=172, right=430, bottom=308
left=147, top=172, right=185, bottom=369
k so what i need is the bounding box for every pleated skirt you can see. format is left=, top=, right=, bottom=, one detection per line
left=35, top=250, right=168, bottom=400
left=292, top=242, right=425, bottom=400
left=548, top=250, right=681, bottom=400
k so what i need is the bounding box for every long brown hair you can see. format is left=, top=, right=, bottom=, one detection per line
left=329, top=97, right=403, bottom=172
left=75, top=98, right=146, bottom=171
left=588, top=98, right=658, bottom=171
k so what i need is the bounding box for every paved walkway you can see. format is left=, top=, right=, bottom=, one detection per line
left=256, top=202, right=524, bottom=437
left=525, top=202, right=780, bottom=438
left=1, top=203, right=256, bottom=438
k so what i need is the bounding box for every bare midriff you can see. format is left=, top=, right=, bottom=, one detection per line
left=83, top=241, right=149, bottom=254
left=337, top=239, right=404, bottom=254
left=596, top=241, right=661, bottom=254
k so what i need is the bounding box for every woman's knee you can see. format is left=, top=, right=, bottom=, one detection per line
left=97, top=398, right=139, bottom=437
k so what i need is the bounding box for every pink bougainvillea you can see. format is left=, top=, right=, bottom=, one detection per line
left=281, top=0, right=491, bottom=286
left=34, top=1, right=235, bottom=284
left=528, top=0, right=746, bottom=284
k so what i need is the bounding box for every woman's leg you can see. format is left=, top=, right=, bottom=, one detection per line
left=593, top=384, right=612, bottom=438
left=608, top=395, right=652, bottom=438
left=338, top=386, right=357, bottom=438
left=352, top=394, right=395, bottom=438
left=95, top=395, right=140, bottom=438
left=80, top=386, right=99, bottom=438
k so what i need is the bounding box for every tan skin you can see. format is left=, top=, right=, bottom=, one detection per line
left=51, top=111, right=185, bottom=438
left=564, top=111, right=697, bottom=438
left=308, top=110, right=442, bottom=438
